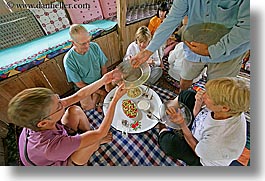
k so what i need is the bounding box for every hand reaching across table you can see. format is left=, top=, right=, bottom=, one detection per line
left=130, top=49, right=153, bottom=68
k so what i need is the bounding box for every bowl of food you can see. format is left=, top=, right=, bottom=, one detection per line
left=127, top=86, right=142, bottom=99
left=159, top=101, right=192, bottom=130
left=122, top=99, right=138, bottom=119
left=137, top=99, right=150, bottom=112
left=117, top=59, right=150, bottom=89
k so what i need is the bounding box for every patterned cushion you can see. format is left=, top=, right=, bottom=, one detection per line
left=99, top=0, right=117, bottom=19
left=0, top=9, right=44, bottom=49
left=64, top=0, right=103, bottom=24
left=29, top=2, right=70, bottom=35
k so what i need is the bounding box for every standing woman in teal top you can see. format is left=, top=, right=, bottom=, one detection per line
left=63, top=24, right=114, bottom=112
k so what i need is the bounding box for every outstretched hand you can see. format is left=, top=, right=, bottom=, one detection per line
left=102, top=69, right=123, bottom=85
left=113, top=83, right=127, bottom=101
left=130, top=49, right=153, bottom=68
left=166, top=107, right=185, bottom=125
left=185, top=41, right=210, bottom=56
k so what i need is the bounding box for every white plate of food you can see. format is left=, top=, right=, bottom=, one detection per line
left=103, top=85, right=162, bottom=133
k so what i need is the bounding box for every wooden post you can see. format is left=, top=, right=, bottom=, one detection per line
left=116, top=0, right=127, bottom=59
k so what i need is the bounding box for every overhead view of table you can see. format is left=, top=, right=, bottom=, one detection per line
left=102, top=85, right=162, bottom=134
left=85, top=85, right=186, bottom=166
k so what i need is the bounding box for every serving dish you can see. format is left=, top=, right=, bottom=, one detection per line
left=122, top=99, right=138, bottom=119
left=183, top=23, right=230, bottom=46
left=117, top=60, right=151, bottom=89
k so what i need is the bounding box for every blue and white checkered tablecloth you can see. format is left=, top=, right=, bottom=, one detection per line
left=85, top=85, right=186, bottom=166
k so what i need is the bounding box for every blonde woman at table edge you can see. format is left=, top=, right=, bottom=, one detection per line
left=8, top=70, right=127, bottom=166
left=158, top=77, right=250, bottom=166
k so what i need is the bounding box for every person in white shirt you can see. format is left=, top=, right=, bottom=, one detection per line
left=168, top=42, right=206, bottom=83
left=125, top=26, right=163, bottom=85
left=158, top=77, right=250, bottom=166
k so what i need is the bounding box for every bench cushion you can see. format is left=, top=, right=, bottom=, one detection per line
left=64, top=0, right=103, bottom=24
left=29, top=1, right=70, bottom=35
left=0, top=20, right=117, bottom=81
left=99, top=0, right=117, bottom=19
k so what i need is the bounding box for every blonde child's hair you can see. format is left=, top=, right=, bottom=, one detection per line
left=135, top=26, right=152, bottom=43
left=205, top=77, right=250, bottom=116
left=8, top=88, right=54, bottom=131
left=69, top=24, right=90, bottom=42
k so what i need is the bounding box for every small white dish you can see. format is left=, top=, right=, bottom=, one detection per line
left=137, top=99, right=150, bottom=111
